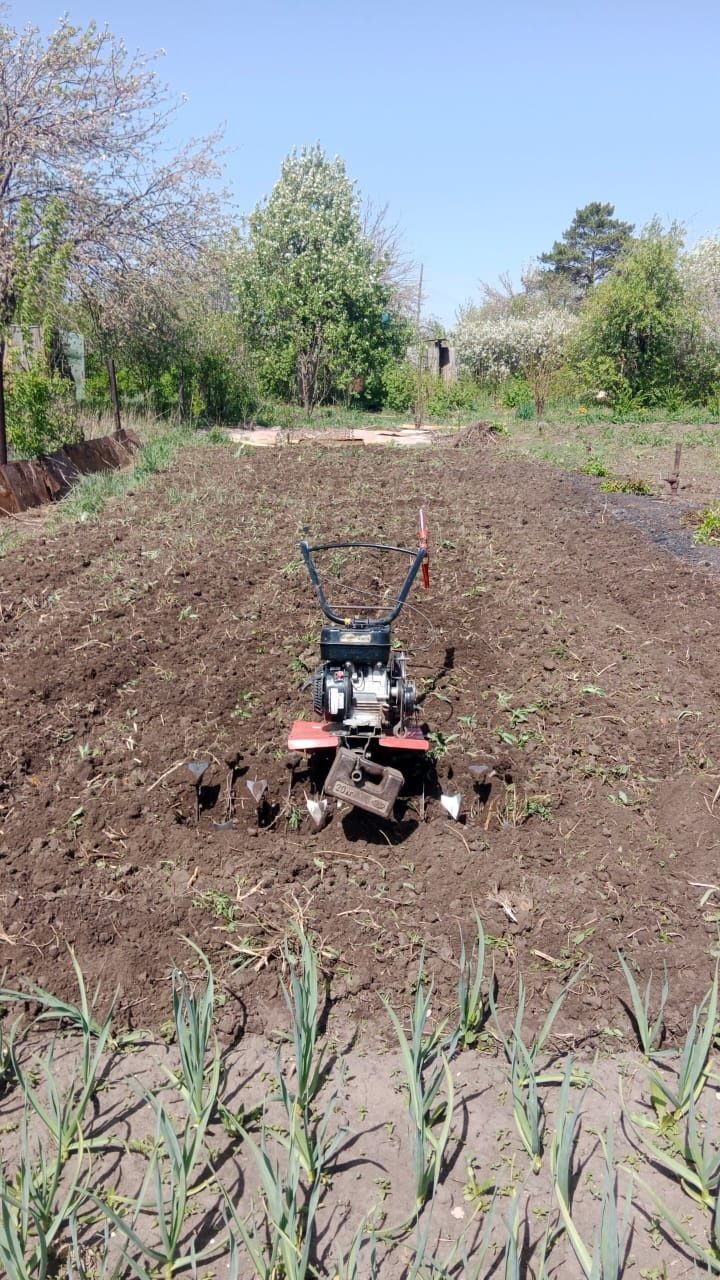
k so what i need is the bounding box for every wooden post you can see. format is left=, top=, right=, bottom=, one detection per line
left=107, top=357, right=122, bottom=438
left=666, top=442, right=682, bottom=494
left=0, top=340, right=7, bottom=466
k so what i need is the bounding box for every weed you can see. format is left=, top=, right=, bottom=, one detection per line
left=193, top=888, right=235, bottom=929
left=694, top=505, right=720, bottom=544
left=0, top=529, right=19, bottom=557
left=287, top=802, right=303, bottom=831
left=524, top=795, right=553, bottom=822
left=600, top=475, right=654, bottom=495
left=581, top=457, right=610, bottom=477
left=231, top=691, right=259, bottom=720
left=426, top=730, right=458, bottom=761
left=56, top=425, right=192, bottom=522
left=201, top=425, right=232, bottom=444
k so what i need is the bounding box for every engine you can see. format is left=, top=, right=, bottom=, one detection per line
left=311, top=623, right=416, bottom=737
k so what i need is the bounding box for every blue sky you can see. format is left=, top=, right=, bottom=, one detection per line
left=23, top=0, right=720, bottom=325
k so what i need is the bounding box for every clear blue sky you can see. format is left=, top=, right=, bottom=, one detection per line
left=21, top=0, right=720, bottom=326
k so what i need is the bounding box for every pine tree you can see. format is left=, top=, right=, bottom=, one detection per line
left=539, top=203, right=634, bottom=295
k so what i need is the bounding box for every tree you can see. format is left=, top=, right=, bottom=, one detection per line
left=539, top=202, right=634, bottom=296
left=572, top=223, right=701, bottom=405
left=232, top=146, right=407, bottom=414
left=3, top=197, right=78, bottom=458
left=682, top=239, right=720, bottom=346
left=455, top=302, right=577, bottom=418
left=87, top=247, right=257, bottom=427
left=0, top=14, right=225, bottom=460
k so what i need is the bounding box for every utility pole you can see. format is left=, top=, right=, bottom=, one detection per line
left=413, top=264, right=425, bottom=429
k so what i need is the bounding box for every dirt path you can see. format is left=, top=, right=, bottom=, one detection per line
left=1, top=436, right=718, bottom=1043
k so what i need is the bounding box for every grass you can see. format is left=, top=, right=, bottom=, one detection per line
left=0, top=416, right=234, bottom=547
left=504, top=412, right=720, bottom=503
left=56, top=423, right=198, bottom=523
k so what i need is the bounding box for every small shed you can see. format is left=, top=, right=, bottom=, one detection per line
left=408, top=338, right=458, bottom=381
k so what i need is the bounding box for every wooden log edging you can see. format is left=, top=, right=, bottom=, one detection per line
left=0, top=431, right=141, bottom=517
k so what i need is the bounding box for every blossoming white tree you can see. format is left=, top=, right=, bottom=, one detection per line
left=232, top=146, right=406, bottom=414
left=681, top=239, right=720, bottom=345
left=455, top=304, right=577, bottom=418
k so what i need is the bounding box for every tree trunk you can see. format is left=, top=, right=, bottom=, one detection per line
left=0, top=340, right=7, bottom=466
left=178, top=364, right=188, bottom=423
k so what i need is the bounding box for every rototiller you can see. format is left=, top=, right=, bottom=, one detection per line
left=288, top=512, right=431, bottom=819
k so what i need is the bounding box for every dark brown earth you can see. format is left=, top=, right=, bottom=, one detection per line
left=1, top=435, right=719, bottom=1044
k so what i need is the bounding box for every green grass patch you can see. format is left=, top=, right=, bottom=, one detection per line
left=0, top=528, right=19, bottom=558
left=600, top=476, right=654, bottom=496
left=580, top=457, right=611, bottom=477
left=694, top=505, right=720, bottom=544
left=56, top=424, right=196, bottom=523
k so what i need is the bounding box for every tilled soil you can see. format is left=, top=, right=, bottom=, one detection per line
left=1, top=436, right=719, bottom=1043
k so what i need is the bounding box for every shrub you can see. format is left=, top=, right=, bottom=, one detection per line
left=195, top=352, right=260, bottom=424
left=7, top=364, right=79, bottom=458
left=425, top=373, right=481, bottom=417
left=381, top=361, right=482, bottom=416
left=500, top=376, right=533, bottom=409
left=694, top=506, right=720, bottom=544
left=382, top=360, right=416, bottom=411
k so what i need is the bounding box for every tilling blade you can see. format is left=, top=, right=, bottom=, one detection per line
left=246, top=778, right=268, bottom=805
left=440, top=793, right=462, bottom=820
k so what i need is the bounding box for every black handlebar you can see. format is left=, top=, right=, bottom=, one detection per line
left=300, top=539, right=428, bottom=627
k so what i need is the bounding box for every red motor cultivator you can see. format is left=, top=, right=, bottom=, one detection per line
left=288, top=512, right=431, bottom=820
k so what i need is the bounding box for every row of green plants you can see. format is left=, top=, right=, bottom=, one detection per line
left=1, top=917, right=720, bottom=1277
left=12, top=362, right=720, bottom=464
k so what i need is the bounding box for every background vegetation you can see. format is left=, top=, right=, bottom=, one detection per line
left=4, top=14, right=720, bottom=460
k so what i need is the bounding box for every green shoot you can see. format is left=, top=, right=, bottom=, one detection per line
left=0, top=1118, right=87, bottom=1280
left=646, top=966, right=718, bottom=1119
left=627, top=1090, right=720, bottom=1210
left=282, top=924, right=327, bottom=1111
left=168, top=940, right=221, bottom=1124
left=452, top=909, right=489, bottom=1051
left=383, top=960, right=455, bottom=1217
left=333, top=1219, right=378, bottom=1279
left=0, top=947, right=115, bottom=1067
left=10, top=1029, right=110, bottom=1159
left=274, top=1060, right=347, bottom=1183
left=511, top=1035, right=544, bottom=1172
left=490, top=963, right=588, bottom=1078
left=92, top=1091, right=217, bottom=1277
left=551, top=1062, right=631, bottom=1278
left=617, top=950, right=669, bottom=1057
left=223, top=1125, right=323, bottom=1280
